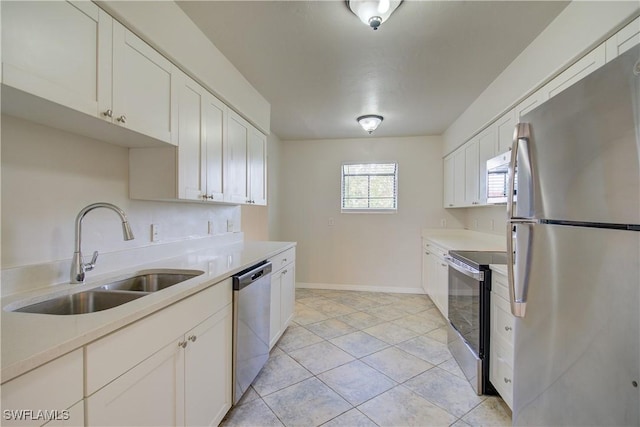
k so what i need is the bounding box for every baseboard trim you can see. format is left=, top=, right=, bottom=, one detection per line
left=296, top=282, right=425, bottom=295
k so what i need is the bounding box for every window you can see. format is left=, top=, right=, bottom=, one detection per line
left=341, top=163, right=398, bottom=212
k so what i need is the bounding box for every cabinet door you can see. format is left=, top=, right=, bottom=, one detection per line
left=280, top=265, right=296, bottom=329
left=434, top=258, right=449, bottom=319
left=453, top=148, right=466, bottom=207
left=248, top=129, right=267, bottom=206
left=185, top=305, right=232, bottom=427
left=495, top=109, right=516, bottom=154
left=86, top=338, right=185, bottom=426
left=112, top=22, right=178, bottom=145
left=464, top=140, right=479, bottom=206
left=514, top=88, right=544, bottom=121
left=443, top=155, right=455, bottom=208
left=541, top=44, right=606, bottom=101
left=224, top=110, right=249, bottom=204
left=203, top=93, right=226, bottom=202
left=1, top=1, right=111, bottom=117
left=178, top=74, right=207, bottom=201
left=606, top=16, right=640, bottom=62
left=421, top=245, right=431, bottom=295
left=477, top=126, right=497, bottom=205
left=269, top=270, right=283, bottom=349
left=1, top=350, right=83, bottom=427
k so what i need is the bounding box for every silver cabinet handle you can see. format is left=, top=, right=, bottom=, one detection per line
left=425, top=251, right=430, bottom=255
left=117, top=115, right=127, bottom=123
left=504, top=377, right=512, bottom=384
left=102, top=109, right=113, bottom=118
left=504, top=326, right=513, bottom=332
left=440, top=263, right=447, bottom=267
left=282, top=269, right=288, bottom=275
left=188, top=335, right=197, bottom=342
left=178, top=341, right=188, bottom=349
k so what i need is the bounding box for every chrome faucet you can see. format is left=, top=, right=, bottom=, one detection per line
left=71, top=202, right=135, bottom=284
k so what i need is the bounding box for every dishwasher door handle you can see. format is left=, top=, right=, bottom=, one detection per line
left=233, top=262, right=272, bottom=290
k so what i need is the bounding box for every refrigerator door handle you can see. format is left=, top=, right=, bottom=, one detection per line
left=507, top=122, right=530, bottom=220
left=507, top=219, right=537, bottom=318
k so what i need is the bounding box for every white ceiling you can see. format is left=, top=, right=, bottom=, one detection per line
left=177, top=1, right=569, bottom=141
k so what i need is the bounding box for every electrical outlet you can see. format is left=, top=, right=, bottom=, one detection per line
left=490, top=219, right=495, bottom=231
left=473, top=219, right=479, bottom=229
left=208, top=220, right=214, bottom=235
left=151, top=223, right=160, bottom=242
left=227, top=219, right=234, bottom=233
left=328, top=217, right=335, bottom=226
left=440, top=219, right=447, bottom=228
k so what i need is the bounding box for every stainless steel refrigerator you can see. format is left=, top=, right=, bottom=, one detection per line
left=507, top=44, right=640, bottom=426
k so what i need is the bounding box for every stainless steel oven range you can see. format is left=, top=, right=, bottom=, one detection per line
left=446, top=250, right=506, bottom=395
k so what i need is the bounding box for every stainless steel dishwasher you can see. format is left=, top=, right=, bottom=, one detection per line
left=232, top=261, right=272, bottom=404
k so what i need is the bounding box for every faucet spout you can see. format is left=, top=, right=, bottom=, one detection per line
left=71, top=202, right=135, bottom=284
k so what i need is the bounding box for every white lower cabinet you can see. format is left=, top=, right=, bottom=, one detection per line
left=1, top=349, right=84, bottom=427
left=422, top=239, right=449, bottom=319
left=269, top=247, right=296, bottom=348
left=490, top=270, right=514, bottom=410
left=85, top=280, right=233, bottom=426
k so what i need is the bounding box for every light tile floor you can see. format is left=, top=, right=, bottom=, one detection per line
left=221, top=289, right=512, bottom=427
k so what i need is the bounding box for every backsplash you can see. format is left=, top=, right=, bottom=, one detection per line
left=1, top=114, right=242, bottom=285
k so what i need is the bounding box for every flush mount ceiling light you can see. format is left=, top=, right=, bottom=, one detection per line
left=357, top=115, right=384, bottom=134
left=347, top=0, right=402, bottom=30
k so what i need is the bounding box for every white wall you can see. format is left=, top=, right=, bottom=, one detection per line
left=444, top=1, right=640, bottom=155
left=1, top=115, right=240, bottom=271
left=464, top=206, right=507, bottom=236
left=279, top=135, right=465, bottom=293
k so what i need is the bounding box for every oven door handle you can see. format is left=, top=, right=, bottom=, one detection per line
left=444, top=256, right=484, bottom=281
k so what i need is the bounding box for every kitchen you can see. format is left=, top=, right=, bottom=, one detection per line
left=1, top=1, right=639, bottom=426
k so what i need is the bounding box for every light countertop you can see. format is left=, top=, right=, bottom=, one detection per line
left=421, top=229, right=506, bottom=252
left=1, top=240, right=295, bottom=383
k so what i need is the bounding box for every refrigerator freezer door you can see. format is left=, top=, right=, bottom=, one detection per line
left=517, top=45, right=640, bottom=225
left=513, top=223, right=639, bottom=426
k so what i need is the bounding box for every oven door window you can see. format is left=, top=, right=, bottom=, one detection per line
left=448, top=267, right=480, bottom=355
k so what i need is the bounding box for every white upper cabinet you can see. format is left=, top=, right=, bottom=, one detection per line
left=606, top=16, right=640, bottom=62
left=541, top=44, right=606, bottom=102
left=1, top=1, right=178, bottom=147
left=477, top=125, right=497, bottom=204
left=453, top=147, right=466, bottom=207
left=495, top=109, right=516, bottom=154
left=129, top=72, right=225, bottom=203
left=464, top=140, right=480, bottom=206
left=443, top=155, right=455, bottom=208
left=224, top=110, right=268, bottom=205
left=1, top=1, right=110, bottom=117
left=109, top=21, right=178, bottom=145
left=248, top=129, right=267, bottom=206
left=514, top=87, right=544, bottom=121
left=225, top=110, right=250, bottom=204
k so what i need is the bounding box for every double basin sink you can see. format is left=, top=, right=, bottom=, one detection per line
left=12, top=270, right=203, bottom=315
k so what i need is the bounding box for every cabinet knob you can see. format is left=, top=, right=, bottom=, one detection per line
left=282, top=258, right=287, bottom=264
left=504, top=326, right=513, bottom=332
left=504, top=377, right=512, bottom=384
left=441, top=263, right=447, bottom=267
left=188, top=335, right=197, bottom=342
left=425, top=251, right=430, bottom=255
left=178, top=341, right=188, bottom=349
left=448, top=204, right=454, bottom=207
left=208, top=195, right=215, bottom=200
left=117, top=115, right=127, bottom=123
left=282, top=269, right=288, bottom=275
left=102, top=109, right=113, bottom=118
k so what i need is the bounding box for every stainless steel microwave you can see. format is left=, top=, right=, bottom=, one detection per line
left=486, top=150, right=516, bottom=204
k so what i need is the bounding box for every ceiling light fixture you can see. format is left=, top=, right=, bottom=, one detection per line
left=357, top=115, right=384, bottom=134
left=347, top=0, right=402, bottom=30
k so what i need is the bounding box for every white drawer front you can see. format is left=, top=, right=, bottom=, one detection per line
left=424, top=240, right=448, bottom=260
left=269, top=247, right=295, bottom=270
left=491, top=338, right=514, bottom=409
left=492, top=270, right=509, bottom=301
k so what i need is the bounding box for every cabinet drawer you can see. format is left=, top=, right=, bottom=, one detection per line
left=492, top=271, right=509, bottom=301
left=1, top=349, right=83, bottom=427
left=491, top=338, right=514, bottom=409
left=269, top=247, right=295, bottom=270
left=491, top=292, right=514, bottom=354
left=424, top=240, right=448, bottom=260
left=86, top=279, right=232, bottom=395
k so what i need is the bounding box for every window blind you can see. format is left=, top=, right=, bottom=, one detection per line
left=341, top=163, right=398, bottom=211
